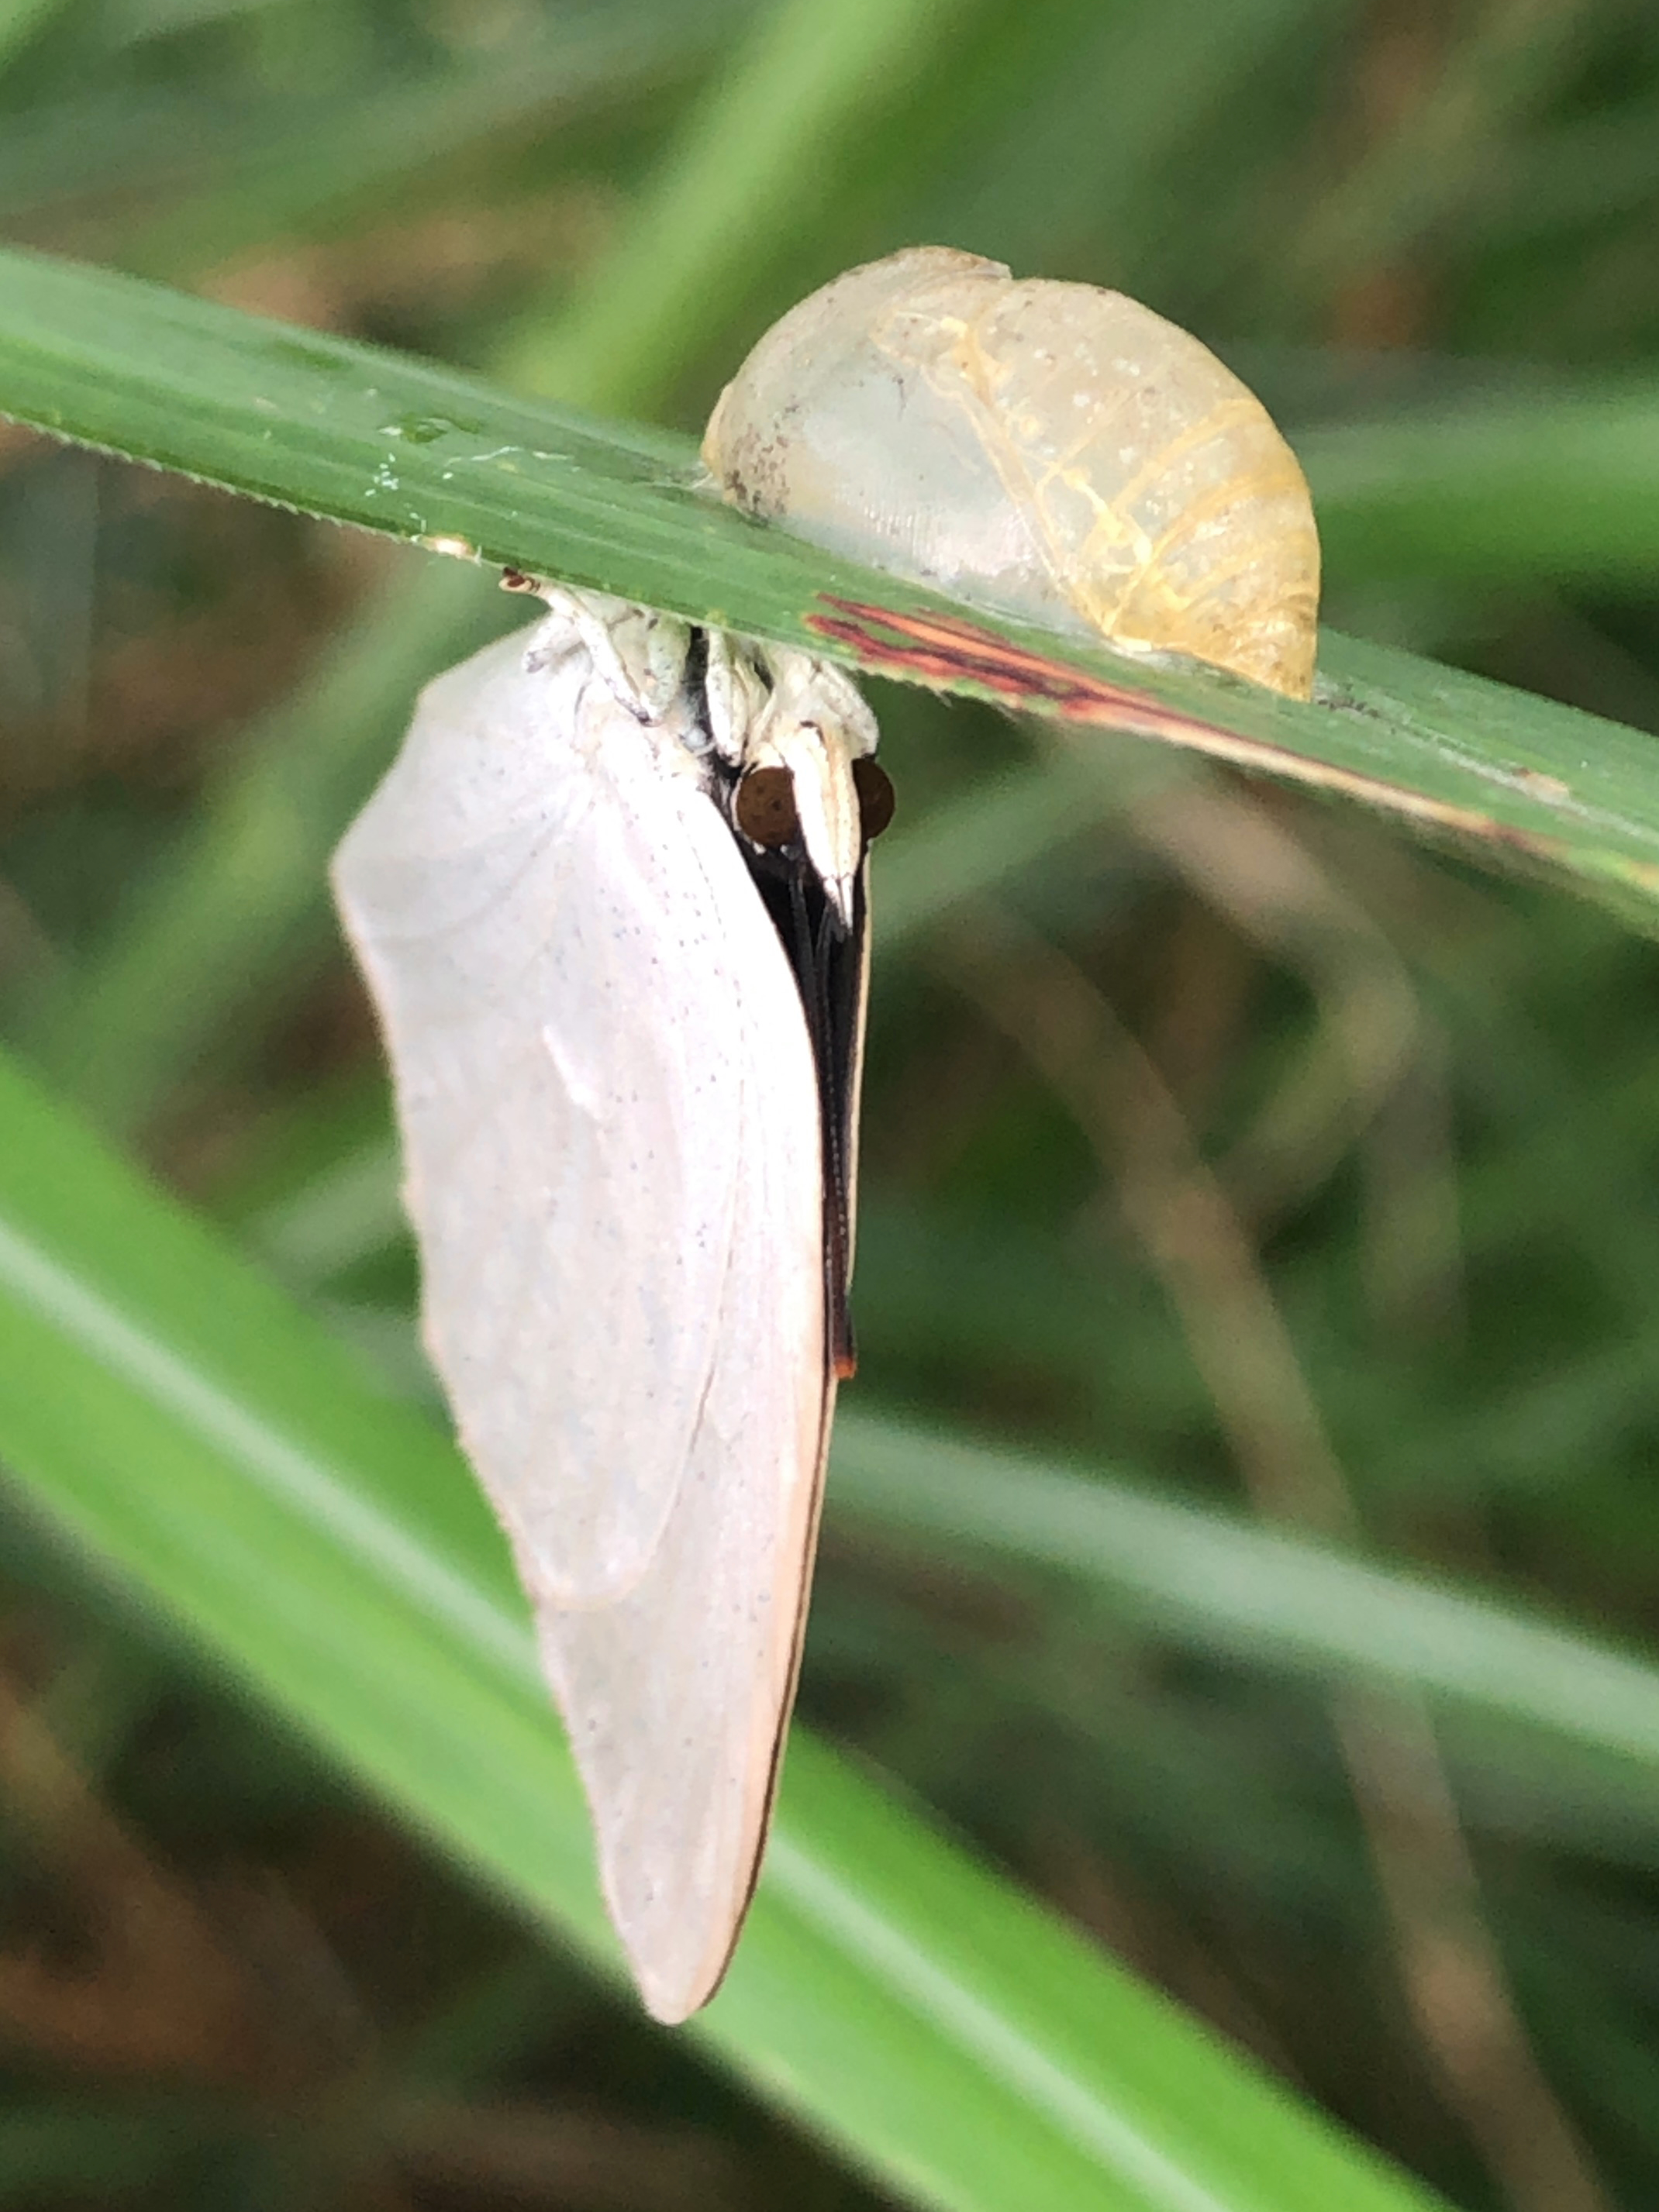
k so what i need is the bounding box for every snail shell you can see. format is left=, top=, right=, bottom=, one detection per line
left=703, top=246, right=1319, bottom=700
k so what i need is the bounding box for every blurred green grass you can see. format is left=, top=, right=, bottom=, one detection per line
left=5, top=1, right=1659, bottom=2208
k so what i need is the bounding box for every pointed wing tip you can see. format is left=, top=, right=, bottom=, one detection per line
left=637, top=1968, right=724, bottom=2027
left=629, top=1926, right=741, bottom=2027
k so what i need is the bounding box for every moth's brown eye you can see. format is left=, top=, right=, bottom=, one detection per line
left=853, top=756, right=895, bottom=841
left=735, top=765, right=799, bottom=848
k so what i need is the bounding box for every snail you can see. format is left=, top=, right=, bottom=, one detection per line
left=703, top=246, right=1319, bottom=701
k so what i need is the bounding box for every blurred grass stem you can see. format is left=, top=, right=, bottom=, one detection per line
left=502, top=0, right=971, bottom=410
left=936, top=902, right=1609, bottom=2212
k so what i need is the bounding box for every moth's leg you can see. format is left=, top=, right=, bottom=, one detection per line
left=703, top=630, right=770, bottom=766
left=519, top=605, right=587, bottom=680
left=533, top=584, right=692, bottom=725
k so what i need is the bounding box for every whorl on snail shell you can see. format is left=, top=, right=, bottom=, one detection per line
left=702, top=246, right=1319, bottom=701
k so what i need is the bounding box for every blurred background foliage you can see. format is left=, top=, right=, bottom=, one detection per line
left=4, top=0, right=1659, bottom=2207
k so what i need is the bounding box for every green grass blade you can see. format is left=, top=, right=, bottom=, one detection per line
left=3, top=8, right=725, bottom=251
left=237, top=1125, right=1659, bottom=1783
left=2, top=244, right=1658, bottom=921
left=829, top=1411, right=1659, bottom=1778
left=234, top=1124, right=1659, bottom=1792
left=126, top=6, right=736, bottom=276
left=23, top=556, right=506, bottom=1123
left=499, top=0, right=968, bottom=408
left=0, top=1044, right=1455, bottom=2212
left=1304, top=381, right=1659, bottom=586
left=0, top=0, right=67, bottom=74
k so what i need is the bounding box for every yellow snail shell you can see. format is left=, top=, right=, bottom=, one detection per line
left=702, top=246, right=1319, bottom=701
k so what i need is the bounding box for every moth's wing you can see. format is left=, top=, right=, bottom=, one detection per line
left=333, top=618, right=831, bottom=2021
left=332, top=622, right=749, bottom=1601
left=535, top=862, right=830, bottom=2024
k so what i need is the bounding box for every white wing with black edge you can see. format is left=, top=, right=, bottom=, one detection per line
left=332, top=612, right=832, bottom=2020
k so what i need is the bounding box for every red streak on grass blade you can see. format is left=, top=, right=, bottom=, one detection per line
left=803, top=597, right=1567, bottom=863
left=805, top=598, right=1236, bottom=746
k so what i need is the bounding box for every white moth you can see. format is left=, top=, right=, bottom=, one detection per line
left=331, top=576, right=892, bottom=2023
